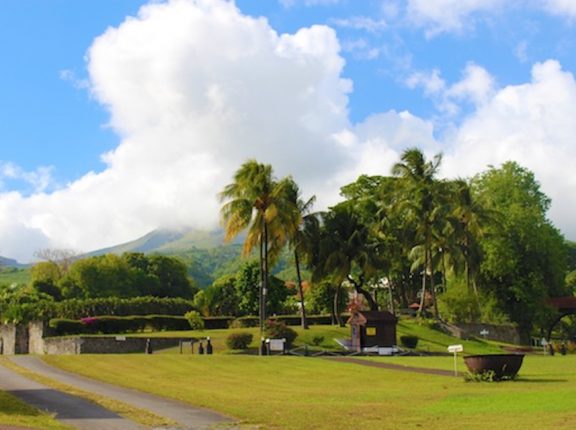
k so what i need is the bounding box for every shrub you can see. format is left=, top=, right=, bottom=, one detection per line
left=400, top=335, right=419, bottom=349
left=226, top=332, right=254, bottom=350
left=264, top=319, right=297, bottom=346
left=185, top=311, right=205, bottom=330
left=311, top=336, right=325, bottom=346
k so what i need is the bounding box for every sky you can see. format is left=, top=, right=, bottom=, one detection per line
left=1, top=0, right=576, bottom=262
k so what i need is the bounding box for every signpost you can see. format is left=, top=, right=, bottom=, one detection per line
left=447, top=344, right=464, bottom=376
left=480, top=329, right=489, bottom=339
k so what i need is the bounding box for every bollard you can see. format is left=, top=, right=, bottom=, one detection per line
left=260, top=338, right=267, bottom=356
left=198, top=341, right=205, bottom=355
left=145, top=338, right=153, bottom=354
left=206, top=337, right=213, bottom=355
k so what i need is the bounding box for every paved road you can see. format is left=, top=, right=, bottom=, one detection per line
left=2, top=356, right=237, bottom=430
left=0, top=361, right=143, bottom=430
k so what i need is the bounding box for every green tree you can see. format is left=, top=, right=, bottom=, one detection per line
left=220, top=160, right=296, bottom=333
left=473, top=161, right=568, bottom=339
left=392, top=148, right=444, bottom=318
left=284, top=178, right=315, bottom=329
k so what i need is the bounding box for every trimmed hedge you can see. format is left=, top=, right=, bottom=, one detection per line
left=21, top=296, right=196, bottom=322
left=49, top=314, right=190, bottom=335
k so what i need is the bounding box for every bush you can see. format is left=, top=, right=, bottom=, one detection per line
left=264, top=320, right=297, bottom=346
left=185, top=311, right=205, bottom=330
left=226, top=332, right=254, bottom=350
left=400, top=335, right=419, bottom=349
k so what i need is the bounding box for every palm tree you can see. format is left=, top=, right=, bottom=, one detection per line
left=392, top=148, right=443, bottom=318
left=219, top=160, right=294, bottom=335
left=284, top=179, right=316, bottom=329
left=450, top=179, right=496, bottom=296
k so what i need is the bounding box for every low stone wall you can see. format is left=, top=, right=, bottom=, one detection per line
left=44, top=336, right=196, bottom=354
left=457, top=323, right=521, bottom=345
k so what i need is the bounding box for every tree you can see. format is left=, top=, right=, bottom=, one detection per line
left=284, top=179, right=315, bottom=329
left=473, top=161, right=569, bottom=339
left=392, top=148, right=443, bottom=318
left=220, top=160, right=296, bottom=334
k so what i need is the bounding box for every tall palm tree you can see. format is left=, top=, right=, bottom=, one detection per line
left=450, top=179, right=496, bottom=296
left=392, top=148, right=443, bottom=318
left=219, top=160, right=294, bottom=335
left=284, top=179, right=316, bottom=329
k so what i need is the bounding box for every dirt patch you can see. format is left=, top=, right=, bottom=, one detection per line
left=327, top=357, right=455, bottom=376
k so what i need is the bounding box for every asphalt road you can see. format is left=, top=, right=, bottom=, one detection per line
left=0, top=356, right=237, bottom=430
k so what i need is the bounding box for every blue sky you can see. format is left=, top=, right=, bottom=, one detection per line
left=1, top=0, right=576, bottom=261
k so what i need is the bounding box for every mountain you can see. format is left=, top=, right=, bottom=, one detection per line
left=85, top=227, right=243, bottom=257
left=84, top=227, right=247, bottom=288
left=0, top=256, right=25, bottom=268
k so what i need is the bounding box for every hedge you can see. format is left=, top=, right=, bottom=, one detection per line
left=13, top=297, right=196, bottom=322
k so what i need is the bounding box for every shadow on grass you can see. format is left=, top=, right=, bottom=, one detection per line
left=515, top=377, right=568, bottom=383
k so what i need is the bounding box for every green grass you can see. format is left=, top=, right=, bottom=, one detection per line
left=42, top=354, right=576, bottom=430
left=0, top=390, right=72, bottom=430
left=0, top=267, right=30, bottom=286
left=131, top=317, right=503, bottom=356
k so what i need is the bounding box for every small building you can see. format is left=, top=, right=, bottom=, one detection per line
left=347, top=310, right=398, bottom=353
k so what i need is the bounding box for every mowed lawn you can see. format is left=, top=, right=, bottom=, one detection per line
left=43, top=354, right=576, bottom=430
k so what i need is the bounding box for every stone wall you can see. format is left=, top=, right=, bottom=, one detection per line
left=457, top=323, right=521, bottom=345
left=44, top=336, right=194, bottom=354
left=28, top=321, right=46, bottom=355
left=0, top=324, right=30, bottom=354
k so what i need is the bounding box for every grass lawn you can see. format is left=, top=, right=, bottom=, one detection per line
left=133, top=317, right=505, bottom=355
left=42, top=353, right=576, bottom=430
left=0, top=390, right=72, bottom=430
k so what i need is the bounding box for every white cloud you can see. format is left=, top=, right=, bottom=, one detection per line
left=331, top=16, right=387, bottom=33
left=443, top=60, right=576, bottom=238
left=406, top=62, right=495, bottom=115
left=543, top=0, right=576, bottom=18
left=0, top=0, right=353, bottom=262
left=2, top=0, right=576, bottom=263
left=405, top=0, right=507, bottom=36
left=0, top=162, right=55, bottom=194
left=280, top=0, right=341, bottom=8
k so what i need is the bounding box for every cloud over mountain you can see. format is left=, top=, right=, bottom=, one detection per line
left=1, top=0, right=575, bottom=262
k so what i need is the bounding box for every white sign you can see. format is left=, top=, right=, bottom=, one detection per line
left=115, top=336, right=126, bottom=341
left=540, top=338, right=548, bottom=346
left=268, top=338, right=285, bottom=352
left=480, top=329, right=489, bottom=336
left=447, top=344, right=463, bottom=353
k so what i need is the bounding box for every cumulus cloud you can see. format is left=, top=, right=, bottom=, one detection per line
left=406, top=62, right=495, bottom=115
left=443, top=60, right=576, bottom=237
left=1, top=0, right=576, bottom=262
left=0, top=0, right=353, bottom=261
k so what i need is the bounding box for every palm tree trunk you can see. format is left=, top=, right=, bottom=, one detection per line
left=294, top=249, right=308, bottom=329
left=259, top=227, right=265, bottom=339
left=333, top=283, right=344, bottom=327
left=417, top=247, right=427, bottom=318
left=263, top=220, right=269, bottom=326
